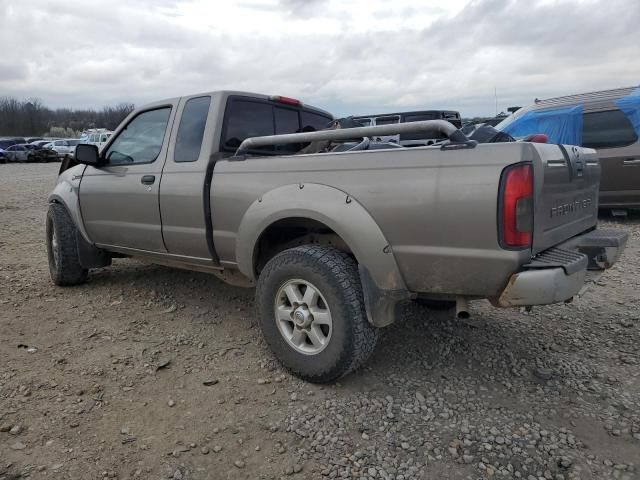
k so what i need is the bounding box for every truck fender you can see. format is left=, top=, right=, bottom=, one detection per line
left=47, top=165, right=110, bottom=268
left=47, top=164, right=92, bottom=244
left=235, top=183, right=411, bottom=327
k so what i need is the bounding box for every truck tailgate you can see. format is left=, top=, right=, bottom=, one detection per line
left=531, top=144, right=600, bottom=255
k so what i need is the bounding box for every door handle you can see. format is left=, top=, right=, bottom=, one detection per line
left=623, top=159, right=640, bottom=166
left=141, top=175, right=156, bottom=185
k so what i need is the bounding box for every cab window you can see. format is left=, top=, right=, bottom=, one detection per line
left=174, top=96, right=211, bottom=162
left=104, top=107, right=171, bottom=165
left=222, top=97, right=333, bottom=154
left=223, top=100, right=274, bottom=151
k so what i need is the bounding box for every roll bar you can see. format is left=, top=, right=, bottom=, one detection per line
left=234, top=120, right=474, bottom=156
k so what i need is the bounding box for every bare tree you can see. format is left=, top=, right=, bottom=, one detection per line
left=0, top=97, right=135, bottom=137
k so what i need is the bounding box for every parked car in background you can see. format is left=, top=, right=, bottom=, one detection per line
left=0, top=148, right=6, bottom=164
left=4, top=144, right=35, bottom=162
left=79, top=129, right=112, bottom=149
left=497, top=86, right=640, bottom=212
left=31, top=144, right=59, bottom=162
left=45, top=139, right=80, bottom=160
left=0, top=137, right=26, bottom=149
left=3, top=143, right=57, bottom=162
left=352, top=110, right=463, bottom=146
left=31, top=140, right=54, bottom=148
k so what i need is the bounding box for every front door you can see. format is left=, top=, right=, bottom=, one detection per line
left=79, top=105, right=175, bottom=252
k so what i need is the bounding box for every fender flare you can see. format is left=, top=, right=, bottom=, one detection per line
left=235, top=183, right=411, bottom=326
left=47, top=164, right=92, bottom=244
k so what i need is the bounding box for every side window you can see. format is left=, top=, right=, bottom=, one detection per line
left=375, top=116, right=400, bottom=126
left=354, top=118, right=372, bottom=127
left=104, top=107, right=171, bottom=165
left=174, top=96, right=211, bottom=162
left=223, top=100, right=274, bottom=150
left=582, top=110, right=638, bottom=149
left=404, top=113, right=438, bottom=122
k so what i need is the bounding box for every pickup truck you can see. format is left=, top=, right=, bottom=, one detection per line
left=47, top=90, right=628, bottom=383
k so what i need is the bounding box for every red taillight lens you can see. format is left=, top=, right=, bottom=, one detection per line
left=524, top=133, right=548, bottom=143
left=500, top=163, right=533, bottom=248
left=270, top=95, right=302, bottom=106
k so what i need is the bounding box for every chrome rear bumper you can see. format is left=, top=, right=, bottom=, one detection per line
left=497, top=228, right=627, bottom=307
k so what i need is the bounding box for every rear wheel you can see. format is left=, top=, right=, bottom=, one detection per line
left=46, top=203, right=88, bottom=286
left=256, top=245, right=378, bottom=383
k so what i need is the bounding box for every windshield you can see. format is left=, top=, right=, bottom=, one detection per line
left=494, top=108, right=528, bottom=131
left=354, top=118, right=372, bottom=127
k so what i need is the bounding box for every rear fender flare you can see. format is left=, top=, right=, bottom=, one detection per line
left=235, top=183, right=410, bottom=326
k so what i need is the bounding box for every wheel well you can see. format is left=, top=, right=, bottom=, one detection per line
left=253, top=217, right=351, bottom=275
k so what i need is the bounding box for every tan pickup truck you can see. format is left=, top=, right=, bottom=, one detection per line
left=47, top=90, right=627, bottom=382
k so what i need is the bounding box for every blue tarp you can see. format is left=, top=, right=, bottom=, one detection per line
left=501, top=105, right=584, bottom=145
left=615, top=87, right=640, bottom=135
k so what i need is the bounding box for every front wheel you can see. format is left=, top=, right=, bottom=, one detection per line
left=256, top=245, right=378, bottom=383
left=46, top=203, right=88, bottom=286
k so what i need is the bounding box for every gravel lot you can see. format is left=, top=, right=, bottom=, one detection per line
left=1, top=163, right=639, bottom=480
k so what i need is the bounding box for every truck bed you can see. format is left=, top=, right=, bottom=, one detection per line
left=212, top=141, right=598, bottom=298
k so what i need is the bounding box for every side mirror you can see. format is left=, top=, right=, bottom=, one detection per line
left=75, top=144, right=102, bottom=166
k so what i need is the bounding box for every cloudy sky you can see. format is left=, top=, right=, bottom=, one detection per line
left=0, top=0, right=638, bottom=117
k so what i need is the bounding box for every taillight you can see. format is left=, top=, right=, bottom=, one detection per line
left=270, top=95, right=302, bottom=106
left=499, top=163, right=533, bottom=249
left=524, top=133, right=548, bottom=143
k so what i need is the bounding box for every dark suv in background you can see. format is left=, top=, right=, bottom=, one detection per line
left=497, top=86, right=640, bottom=212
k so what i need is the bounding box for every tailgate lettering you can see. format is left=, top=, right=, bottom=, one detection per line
left=550, top=197, right=592, bottom=218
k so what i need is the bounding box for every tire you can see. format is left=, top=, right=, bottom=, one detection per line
left=256, top=245, right=378, bottom=383
left=46, top=203, right=88, bottom=286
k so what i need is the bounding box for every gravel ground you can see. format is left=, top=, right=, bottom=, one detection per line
left=1, top=163, right=639, bottom=480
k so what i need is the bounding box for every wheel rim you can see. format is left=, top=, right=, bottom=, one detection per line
left=274, top=279, right=332, bottom=355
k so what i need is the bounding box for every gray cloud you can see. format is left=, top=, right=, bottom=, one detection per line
left=0, top=0, right=637, bottom=117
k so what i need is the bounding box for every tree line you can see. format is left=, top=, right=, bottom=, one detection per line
left=0, top=97, right=135, bottom=138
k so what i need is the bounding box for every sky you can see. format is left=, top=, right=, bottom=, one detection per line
left=0, top=0, right=638, bottom=118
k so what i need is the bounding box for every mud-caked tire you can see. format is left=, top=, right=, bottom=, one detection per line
left=46, top=203, right=88, bottom=286
left=256, top=245, right=378, bottom=383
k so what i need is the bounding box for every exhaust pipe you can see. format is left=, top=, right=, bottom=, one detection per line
left=455, top=297, right=470, bottom=319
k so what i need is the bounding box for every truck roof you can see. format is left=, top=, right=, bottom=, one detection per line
left=139, top=90, right=333, bottom=118
left=531, top=85, right=639, bottom=110
left=353, top=109, right=460, bottom=119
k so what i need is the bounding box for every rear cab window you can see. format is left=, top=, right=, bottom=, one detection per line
left=582, top=109, right=638, bottom=149
left=221, top=96, right=333, bottom=155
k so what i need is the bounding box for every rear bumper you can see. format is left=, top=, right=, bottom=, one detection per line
left=496, top=228, right=627, bottom=307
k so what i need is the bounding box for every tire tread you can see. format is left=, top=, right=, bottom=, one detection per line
left=47, top=203, right=88, bottom=286
left=256, top=245, right=378, bottom=383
